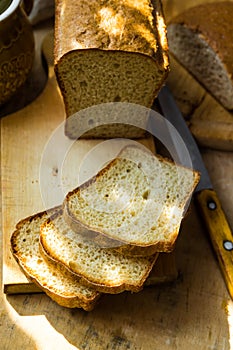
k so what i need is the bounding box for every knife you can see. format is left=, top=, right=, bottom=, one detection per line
left=157, top=85, right=233, bottom=299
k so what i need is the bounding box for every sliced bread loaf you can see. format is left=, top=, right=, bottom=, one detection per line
left=10, top=209, right=101, bottom=310
left=63, top=145, right=200, bottom=255
left=54, top=0, right=169, bottom=138
left=167, top=2, right=233, bottom=110
left=40, top=210, right=158, bottom=294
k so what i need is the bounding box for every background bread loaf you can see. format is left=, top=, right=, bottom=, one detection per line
left=167, top=1, right=233, bottom=110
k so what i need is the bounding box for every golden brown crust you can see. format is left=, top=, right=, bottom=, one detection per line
left=54, top=0, right=169, bottom=68
left=168, top=2, right=233, bottom=77
left=10, top=207, right=61, bottom=255
left=10, top=209, right=101, bottom=310
left=44, top=290, right=98, bottom=311
left=13, top=252, right=98, bottom=310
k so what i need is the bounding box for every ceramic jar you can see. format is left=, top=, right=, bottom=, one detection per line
left=0, top=0, right=35, bottom=105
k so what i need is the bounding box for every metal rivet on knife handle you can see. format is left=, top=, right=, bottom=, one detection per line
left=207, top=200, right=217, bottom=210
left=223, top=241, right=233, bottom=251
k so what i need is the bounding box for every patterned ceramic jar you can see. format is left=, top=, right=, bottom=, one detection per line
left=0, top=0, right=35, bottom=105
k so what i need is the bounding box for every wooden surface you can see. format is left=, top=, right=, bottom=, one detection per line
left=1, top=2, right=233, bottom=349
left=1, top=29, right=176, bottom=293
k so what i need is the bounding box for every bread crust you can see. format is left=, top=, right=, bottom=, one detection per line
left=63, top=145, right=200, bottom=255
left=54, top=0, right=169, bottom=67
left=10, top=209, right=101, bottom=310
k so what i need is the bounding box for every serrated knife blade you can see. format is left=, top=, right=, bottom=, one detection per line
left=157, top=85, right=233, bottom=299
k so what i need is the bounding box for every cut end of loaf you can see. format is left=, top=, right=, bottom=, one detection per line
left=55, top=49, right=168, bottom=138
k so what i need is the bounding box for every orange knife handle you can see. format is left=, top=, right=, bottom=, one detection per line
left=195, top=189, right=233, bottom=298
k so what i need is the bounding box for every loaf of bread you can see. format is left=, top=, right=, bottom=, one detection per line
left=54, top=0, right=169, bottom=138
left=10, top=209, right=101, bottom=310
left=63, top=145, right=200, bottom=255
left=40, top=210, right=158, bottom=294
left=167, top=2, right=233, bottom=110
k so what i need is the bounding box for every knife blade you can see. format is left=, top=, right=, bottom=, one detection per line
left=157, top=85, right=233, bottom=299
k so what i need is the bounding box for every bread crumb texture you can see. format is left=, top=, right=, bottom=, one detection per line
left=10, top=211, right=100, bottom=309
left=40, top=212, right=157, bottom=293
left=65, top=145, right=200, bottom=247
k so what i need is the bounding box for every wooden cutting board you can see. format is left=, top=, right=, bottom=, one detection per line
left=1, top=31, right=177, bottom=294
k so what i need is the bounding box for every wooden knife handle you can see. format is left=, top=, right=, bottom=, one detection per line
left=195, top=189, right=233, bottom=298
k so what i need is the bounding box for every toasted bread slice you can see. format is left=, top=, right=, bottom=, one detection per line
left=40, top=211, right=158, bottom=294
left=63, top=145, right=200, bottom=255
left=10, top=209, right=101, bottom=310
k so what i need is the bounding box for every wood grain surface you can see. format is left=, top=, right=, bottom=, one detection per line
left=1, top=29, right=176, bottom=292
left=1, top=1, right=233, bottom=349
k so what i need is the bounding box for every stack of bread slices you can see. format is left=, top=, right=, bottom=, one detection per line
left=11, top=145, right=200, bottom=311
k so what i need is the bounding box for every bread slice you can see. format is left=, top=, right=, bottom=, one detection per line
left=54, top=0, right=169, bottom=138
left=63, top=145, right=200, bottom=255
left=10, top=209, right=101, bottom=310
left=40, top=210, right=158, bottom=294
left=167, top=2, right=233, bottom=110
